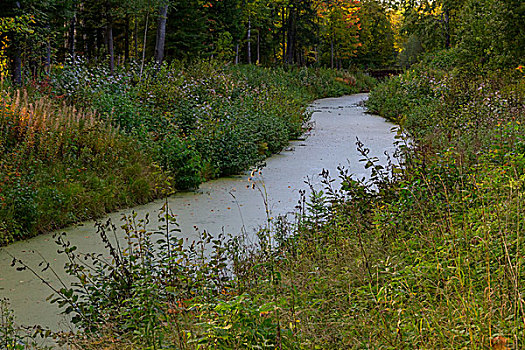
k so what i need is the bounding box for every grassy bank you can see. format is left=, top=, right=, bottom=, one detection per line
left=18, top=62, right=525, bottom=349
left=0, top=90, right=162, bottom=245
left=0, top=62, right=375, bottom=244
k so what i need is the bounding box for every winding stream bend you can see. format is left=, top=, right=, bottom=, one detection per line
left=0, top=93, right=397, bottom=331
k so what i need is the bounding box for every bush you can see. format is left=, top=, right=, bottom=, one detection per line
left=51, top=60, right=376, bottom=186
left=3, top=61, right=376, bottom=244
left=155, top=135, right=203, bottom=190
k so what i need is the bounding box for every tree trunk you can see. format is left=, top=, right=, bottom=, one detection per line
left=257, top=29, right=260, bottom=65
left=235, top=43, right=239, bottom=64
left=125, top=13, right=130, bottom=63
left=107, top=15, right=114, bottom=74
left=44, top=24, right=51, bottom=74
left=443, top=9, right=451, bottom=49
left=12, top=44, right=22, bottom=86
left=68, top=13, right=76, bottom=62
left=282, top=7, right=286, bottom=64
left=286, top=7, right=296, bottom=65
left=139, top=14, right=149, bottom=80
left=45, top=41, right=51, bottom=74
left=134, top=18, right=138, bottom=60
left=154, top=4, right=168, bottom=66
left=247, top=16, right=251, bottom=64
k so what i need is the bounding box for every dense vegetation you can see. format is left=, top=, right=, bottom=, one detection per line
left=8, top=62, right=523, bottom=348
left=0, top=87, right=161, bottom=244
left=0, top=64, right=372, bottom=244
left=2, top=0, right=525, bottom=348
left=1, top=0, right=396, bottom=84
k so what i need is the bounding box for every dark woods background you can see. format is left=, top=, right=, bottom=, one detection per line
left=3, top=0, right=522, bottom=85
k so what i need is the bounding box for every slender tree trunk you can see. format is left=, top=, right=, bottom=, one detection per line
left=43, top=24, right=51, bottom=74
left=104, top=1, right=115, bottom=73
left=45, top=41, right=51, bottom=73
left=154, top=4, right=168, bottom=66
left=125, top=13, right=130, bottom=62
left=12, top=43, right=22, bottom=86
left=257, top=29, right=260, bottom=65
left=443, top=9, right=450, bottom=49
left=286, top=7, right=296, bottom=65
left=68, top=13, right=76, bottom=62
left=286, top=8, right=292, bottom=63
left=134, top=18, right=138, bottom=60
left=235, top=43, right=239, bottom=64
left=140, top=14, right=149, bottom=80
left=247, top=16, right=251, bottom=64
left=282, top=7, right=286, bottom=64
left=107, top=10, right=114, bottom=75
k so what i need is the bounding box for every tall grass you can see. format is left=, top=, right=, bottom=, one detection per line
left=0, top=89, right=162, bottom=244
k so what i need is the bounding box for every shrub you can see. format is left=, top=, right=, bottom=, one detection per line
left=3, top=60, right=376, bottom=244
left=155, top=135, right=203, bottom=190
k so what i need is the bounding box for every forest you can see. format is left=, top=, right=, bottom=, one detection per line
left=1, top=0, right=525, bottom=349
left=2, top=0, right=523, bottom=80
left=0, top=0, right=398, bottom=77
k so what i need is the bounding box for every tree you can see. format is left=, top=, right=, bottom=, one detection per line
left=166, top=0, right=209, bottom=60
left=455, top=0, right=524, bottom=68
left=244, top=1, right=276, bottom=65
left=208, top=0, right=243, bottom=62
left=0, top=0, right=41, bottom=84
left=400, top=0, right=466, bottom=52
left=317, top=0, right=361, bottom=68
left=283, top=0, right=318, bottom=65
left=154, top=1, right=168, bottom=66
left=355, top=0, right=395, bottom=68
left=106, top=0, right=115, bottom=74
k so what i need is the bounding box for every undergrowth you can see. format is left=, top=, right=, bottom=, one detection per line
left=0, top=62, right=375, bottom=244
left=0, top=90, right=162, bottom=245
left=25, top=66, right=522, bottom=349
left=6, top=64, right=525, bottom=348
left=6, top=61, right=525, bottom=349
left=52, top=60, right=373, bottom=183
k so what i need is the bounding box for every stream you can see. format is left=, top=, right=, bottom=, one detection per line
left=0, top=93, right=397, bottom=332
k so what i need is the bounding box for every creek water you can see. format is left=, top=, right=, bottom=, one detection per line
left=0, top=93, right=397, bottom=332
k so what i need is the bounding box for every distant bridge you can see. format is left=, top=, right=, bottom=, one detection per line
left=367, top=69, right=404, bottom=79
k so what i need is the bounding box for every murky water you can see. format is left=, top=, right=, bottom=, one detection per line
left=0, top=94, right=397, bottom=331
